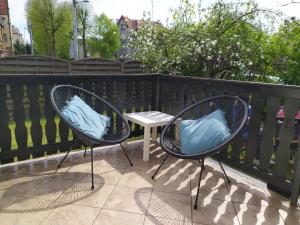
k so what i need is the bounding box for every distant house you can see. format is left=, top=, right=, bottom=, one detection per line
left=0, top=0, right=12, bottom=56
left=116, top=15, right=162, bottom=60
left=11, top=25, right=24, bottom=50
left=116, top=15, right=143, bottom=60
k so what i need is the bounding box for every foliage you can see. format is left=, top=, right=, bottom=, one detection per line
left=26, top=0, right=72, bottom=59
left=263, top=18, right=300, bottom=85
left=88, top=13, right=120, bottom=59
left=13, top=41, right=32, bottom=55
left=128, top=0, right=300, bottom=84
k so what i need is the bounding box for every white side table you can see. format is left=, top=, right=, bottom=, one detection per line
left=123, top=111, right=174, bottom=161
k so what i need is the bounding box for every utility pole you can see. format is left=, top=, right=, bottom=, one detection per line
left=198, top=0, right=202, bottom=22
left=24, top=28, right=27, bottom=54
left=151, top=0, right=154, bottom=21
left=70, top=0, right=78, bottom=60
left=28, top=21, right=35, bottom=55
left=70, top=0, right=89, bottom=60
left=7, top=1, right=13, bottom=56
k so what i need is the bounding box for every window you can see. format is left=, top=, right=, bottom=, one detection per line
left=121, top=24, right=126, bottom=31
left=3, top=34, right=7, bottom=42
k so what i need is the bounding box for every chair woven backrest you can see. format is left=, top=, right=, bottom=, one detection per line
left=161, top=95, right=248, bottom=159
left=50, top=85, right=130, bottom=147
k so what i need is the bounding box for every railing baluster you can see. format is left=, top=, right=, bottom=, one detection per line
left=244, top=93, right=264, bottom=166
left=42, top=84, right=57, bottom=155
left=10, top=84, right=28, bottom=161
left=0, top=84, right=12, bottom=164
left=259, top=96, right=281, bottom=171
left=28, top=83, right=43, bottom=158
left=274, top=99, right=299, bottom=178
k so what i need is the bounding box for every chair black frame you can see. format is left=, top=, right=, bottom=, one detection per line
left=151, top=95, right=248, bottom=209
left=50, top=85, right=133, bottom=190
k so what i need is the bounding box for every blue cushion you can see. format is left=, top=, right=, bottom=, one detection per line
left=180, top=110, right=231, bottom=155
left=61, top=95, right=110, bottom=140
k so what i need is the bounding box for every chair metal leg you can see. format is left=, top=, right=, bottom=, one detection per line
left=151, top=155, right=168, bottom=180
left=83, top=147, right=87, bottom=157
left=120, top=144, right=133, bottom=166
left=218, top=160, right=231, bottom=184
left=194, top=158, right=205, bottom=210
left=57, top=149, right=71, bottom=170
left=91, top=147, right=94, bottom=190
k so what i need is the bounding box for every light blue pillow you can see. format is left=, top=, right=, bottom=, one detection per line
left=180, top=109, right=231, bottom=155
left=61, top=95, right=110, bottom=140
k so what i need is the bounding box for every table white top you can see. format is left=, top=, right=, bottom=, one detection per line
left=123, top=111, right=174, bottom=127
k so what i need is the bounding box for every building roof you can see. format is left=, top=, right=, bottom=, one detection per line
left=118, top=15, right=142, bottom=30
left=117, top=15, right=162, bottom=30
left=11, top=25, right=20, bottom=35
left=0, top=0, right=8, bottom=15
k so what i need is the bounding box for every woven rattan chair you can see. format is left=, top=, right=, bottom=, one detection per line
left=50, top=85, right=132, bottom=190
left=151, top=95, right=248, bottom=209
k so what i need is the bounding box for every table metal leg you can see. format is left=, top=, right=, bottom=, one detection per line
left=152, top=127, right=157, bottom=142
left=143, top=125, right=151, bottom=161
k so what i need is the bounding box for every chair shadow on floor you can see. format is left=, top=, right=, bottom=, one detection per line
left=0, top=172, right=104, bottom=213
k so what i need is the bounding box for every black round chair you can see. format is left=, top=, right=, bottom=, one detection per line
left=50, top=85, right=132, bottom=190
left=151, top=95, right=248, bottom=209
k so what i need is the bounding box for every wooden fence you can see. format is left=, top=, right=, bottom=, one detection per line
left=0, top=56, right=144, bottom=74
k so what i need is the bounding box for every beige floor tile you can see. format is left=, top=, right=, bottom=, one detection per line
left=0, top=190, right=22, bottom=211
left=263, top=188, right=291, bottom=210
left=234, top=203, right=285, bottom=225
left=153, top=169, right=190, bottom=195
left=103, top=186, right=152, bottom=214
left=160, top=159, right=192, bottom=175
left=190, top=166, right=231, bottom=201
left=144, top=216, right=193, bottom=225
left=192, top=198, right=239, bottom=225
left=40, top=204, right=100, bottom=225
left=67, top=164, right=124, bottom=185
left=0, top=175, right=44, bottom=194
left=147, top=191, right=192, bottom=222
left=228, top=182, right=270, bottom=206
left=278, top=207, right=300, bottom=225
left=22, top=176, right=77, bottom=201
left=1, top=196, right=58, bottom=212
left=118, top=169, right=154, bottom=188
left=69, top=163, right=124, bottom=184
left=56, top=184, right=114, bottom=208
left=93, top=209, right=145, bottom=225
left=97, top=146, right=137, bottom=169
left=131, top=158, right=160, bottom=173
left=0, top=210, right=51, bottom=225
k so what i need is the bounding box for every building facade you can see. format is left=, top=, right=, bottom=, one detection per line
left=116, top=15, right=162, bottom=60
left=11, top=25, right=23, bottom=49
left=117, top=15, right=142, bottom=60
left=0, top=0, right=12, bottom=56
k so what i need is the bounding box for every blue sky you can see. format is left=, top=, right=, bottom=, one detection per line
left=9, top=0, right=300, bottom=43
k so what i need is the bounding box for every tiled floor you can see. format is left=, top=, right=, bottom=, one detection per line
left=0, top=140, right=299, bottom=225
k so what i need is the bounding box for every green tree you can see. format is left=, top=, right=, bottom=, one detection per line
left=264, top=18, right=300, bottom=84
left=26, top=0, right=72, bottom=58
left=13, top=41, right=32, bottom=55
left=88, top=13, right=120, bottom=59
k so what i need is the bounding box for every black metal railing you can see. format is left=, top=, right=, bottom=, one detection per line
left=0, top=73, right=299, bottom=205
